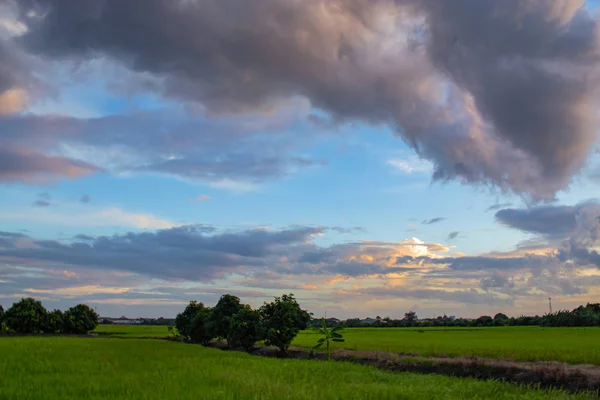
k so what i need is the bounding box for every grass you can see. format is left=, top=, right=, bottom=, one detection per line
left=93, top=324, right=170, bottom=338
left=0, top=336, right=594, bottom=400
left=292, top=326, right=600, bottom=365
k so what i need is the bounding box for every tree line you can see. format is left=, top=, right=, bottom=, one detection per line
left=331, top=303, right=600, bottom=328
left=0, top=298, right=99, bottom=334
left=174, top=293, right=311, bottom=354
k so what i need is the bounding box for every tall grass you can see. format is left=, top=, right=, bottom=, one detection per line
left=0, top=337, right=594, bottom=400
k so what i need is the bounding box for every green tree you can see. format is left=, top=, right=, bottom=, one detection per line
left=43, top=309, right=65, bottom=333
left=403, top=311, right=418, bottom=324
left=211, top=294, right=242, bottom=347
left=259, top=293, right=311, bottom=355
left=313, top=317, right=345, bottom=360
left=176, top=301, right=206, bottom=340
left=4, top=298, right=48, bottom=333
left=63, top=304, right=98, bottom=334
left=0, top=305, right=5, bottom=332
left=229, top=306, right=262, bottom=351
left=190, top=306, right=214, bottom=345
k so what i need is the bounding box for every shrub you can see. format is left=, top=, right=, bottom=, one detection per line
left=176, top=301, right=206, bottom=340
left=259, top=293, right=311, bottom=355
left=4, top=298, right=48, bottom=333
left=229, top=306, right=262, bottom=351
left=43, top=309, right=65, bottom=333
left=0, top=305, right=5, bottom=332
left=63, top=304, right=98, bottom=334
left=190, top=306, right=214, bottom=345
left=211, top=294, right=242, bottom=347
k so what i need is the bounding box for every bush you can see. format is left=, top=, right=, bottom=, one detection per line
left=211, top=294, right=242, bottom=347
left=176, top=301, right=206, bottom=340
left=43, top=309, right=65, bottom=333
left=190, top=306, right=214, bottom=345
left=4, top=298, right=48, bottom=333
left=229, top=306, right=262, bottom=351
left=0, top=305, right=5, bottom=332
left=63, top=304, right=98, bottom=334
left=260, top=293, right=311, bottom=354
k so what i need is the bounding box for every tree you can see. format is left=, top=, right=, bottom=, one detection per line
left=493, top=313, right=508, bottom=320
left=43, top=309, right=65, bottom=333
left=259, top=293, right=311, bottom=355
left=190, top=306, right=214, bottom=345
left=4, top=298, right=48, bottom=333
left=313, top=318, right=345, bottom=360
left=0, top=305, right=5, bottom=332
left=63, top=304, right=98, bottom=334
left=211, top=294, right=242, bottom=346
left=229, top=306, right=262, bottom=351
left=176, top=301, right=206, bottom=340
left=403, top=311, right=418, bottom=324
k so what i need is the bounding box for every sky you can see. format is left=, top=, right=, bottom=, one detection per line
left=1, top=0, right=600, bottom=319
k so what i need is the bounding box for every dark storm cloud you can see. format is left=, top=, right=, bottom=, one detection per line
left=423, top=217, right=445, bottom=225
left=8, top=0, right=600, bottom=199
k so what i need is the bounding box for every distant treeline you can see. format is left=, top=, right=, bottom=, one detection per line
left=173, top=293, right=311, bottom=354
left=0, top=298, right=99, bottom=334
left=323, top=303, right=600, bottom=328
left=99, top=317, right=176, bottom=326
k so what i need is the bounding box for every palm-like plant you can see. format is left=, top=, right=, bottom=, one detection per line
left=313, top=318, right=345, bottom=360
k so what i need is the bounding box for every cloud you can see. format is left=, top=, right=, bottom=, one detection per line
left=0, top=108, right=322, bottom=188
left=32, top=200, right=50, bottom=207
left=495, top=201, right=600, bottom=268
left=486, top=203, right=513, bottom=212
left=0, top=225, right=325, bottom=281
left=80, top=194, right=90, bottom=203
left=0, top=87, right=27, bottom=115
left=0, top=146, right=103, bottom=184
left=423, top=217, right=445, bottom=225
left=0, top=206, right=179, bottom=230
left=6, top=0, right=600, bottom=200
left=447, top=231, right=459, bottom=240
left=189, top=195, right=210, bottom=203
left=387, top=156, right=433, bottom=175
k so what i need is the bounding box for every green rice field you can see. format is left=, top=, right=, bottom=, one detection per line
left=92, top=325, right=600, bottom=365
left=292, top=327, right=600, bottom=365
left=0, top=336, right=593, bottom=400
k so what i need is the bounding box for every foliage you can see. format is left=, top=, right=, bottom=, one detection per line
left=175, top=301, right=206, bottom=340
left=259, top=293, right=311, bottom=354
left=228, top=306, right=262, bottom=351
left=43, top=309, right=65, bottom=333
left=210, top=294, right=242, bottom=346
left=4, top=298, right=48, bottom=333
left=190, top=307, right=214, bottom=345
left=313, top=318, right=345, bottom=360
left=0, top=305, right=5, bottom=333
left=63, top=304, right=99, bottom=334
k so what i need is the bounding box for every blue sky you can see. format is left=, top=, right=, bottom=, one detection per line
left=1, top=0, right=600, bottom=319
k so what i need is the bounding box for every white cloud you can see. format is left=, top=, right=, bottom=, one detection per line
left=189, top=195, right=211, bottom=203
left=387, top=155, right=433, bottom=175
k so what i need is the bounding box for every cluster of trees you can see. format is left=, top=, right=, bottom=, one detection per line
left=332, top=303, right=600, bottom=328
left=175, top=293, right=311, bottom=354
left=0, top=298, right=99, bottom=334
